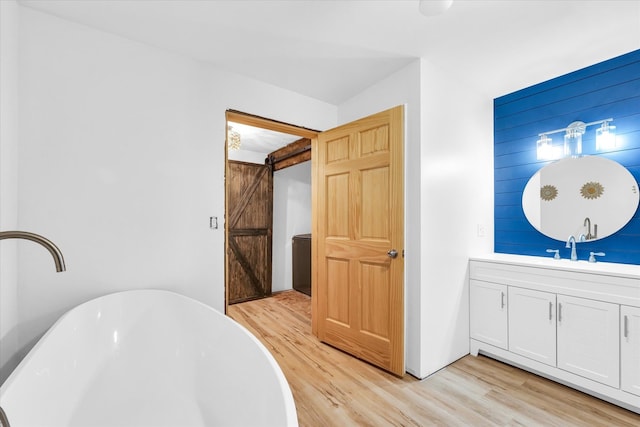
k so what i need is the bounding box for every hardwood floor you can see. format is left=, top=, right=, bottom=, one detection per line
left=227, top=290, right=640, bottom=427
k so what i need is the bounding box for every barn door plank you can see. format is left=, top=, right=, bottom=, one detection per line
left=228, top=166, right=269, bottom=228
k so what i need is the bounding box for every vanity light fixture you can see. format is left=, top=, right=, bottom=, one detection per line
left=536, top=118, right=615, bottom=160
left=563, top=121, right=585, bottom=158
left=596, top=120, right=617, bottom=151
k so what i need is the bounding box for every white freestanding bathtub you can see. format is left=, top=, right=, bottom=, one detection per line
left=0, top=290, right=298, bottom=427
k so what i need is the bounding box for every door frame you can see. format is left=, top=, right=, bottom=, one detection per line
left=224, top=110, right=319, bottom=313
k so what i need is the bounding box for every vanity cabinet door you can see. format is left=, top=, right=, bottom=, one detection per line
left=621, top=305, right=640, bottom=397
left=470, top=280, right=508, bottom=350
left=557, top=295, right=619, bottom=388
left=508, top=287, right=556, bottom=366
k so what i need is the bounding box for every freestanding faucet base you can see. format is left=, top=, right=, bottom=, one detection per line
left=0, top=405, right=11, bottom=427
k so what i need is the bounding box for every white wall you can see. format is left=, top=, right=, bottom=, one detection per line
left=338, top=60, right=424, bottom=376
left=417, top=58, right=494, bottom=377
left=10, top=7, right=336, bottom=370
left=5, top=1, right=496, bottom=385
left=272, top=162, right=312, bottom=292
left=0, top=0, right=21, bottom=385
left=338, top=59, right=494, bottom=378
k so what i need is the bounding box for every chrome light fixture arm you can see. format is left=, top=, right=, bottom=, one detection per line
left=538, top=118, right=613, bottom=138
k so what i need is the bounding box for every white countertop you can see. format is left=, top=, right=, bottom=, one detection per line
left=470, top=253, right=640, bottom=280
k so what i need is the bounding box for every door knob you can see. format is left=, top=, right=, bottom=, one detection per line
left=387, top=249, right=398, bottom=259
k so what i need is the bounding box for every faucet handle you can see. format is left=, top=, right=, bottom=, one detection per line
left=588, top=252, right=605, bottom=263
left=546, top=249, right=560, bottom=259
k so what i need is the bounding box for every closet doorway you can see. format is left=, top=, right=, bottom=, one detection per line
left=224, top=110, right=319, bottom=309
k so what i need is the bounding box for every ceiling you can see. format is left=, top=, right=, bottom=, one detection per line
left=19, top=0, right=638, bottom=154
left=18, top=0, right=640, bottom=106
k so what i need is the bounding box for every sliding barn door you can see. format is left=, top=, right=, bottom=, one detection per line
left=226, top=161, right=273, bottom=304
left=313, top=106, right=405, bottom=376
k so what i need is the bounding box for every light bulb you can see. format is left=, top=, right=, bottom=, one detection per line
left=596, top=121, right=616, bottom=151
left=536, top=135, right=557, bottom=160
left=563, top=132, right=582, bottom=158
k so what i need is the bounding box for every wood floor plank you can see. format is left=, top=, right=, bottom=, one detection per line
left=228, top=291, right=640, bottom=427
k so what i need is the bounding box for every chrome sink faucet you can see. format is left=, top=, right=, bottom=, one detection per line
left=566, top=235, right=578, bottom=261
left=583, top=217, right=598, bottom=240
left=0, top=231, right=66, bottom=272
left=584, top=217, right=592, bottom=240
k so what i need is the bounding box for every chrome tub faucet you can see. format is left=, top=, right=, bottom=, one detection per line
left=0, top=231, right=66, bottom=272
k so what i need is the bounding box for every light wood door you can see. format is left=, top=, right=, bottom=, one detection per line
left=313, top=106, right=404, bottom=376
left=621, top=305, right=640, bottom=397
left=557, top=295, right=620, bottom=388
left=508, top=287, right=556, bottom=366
left=470, top=280, right=508, bottom=350
left=226, top=160, right=273, bottom=304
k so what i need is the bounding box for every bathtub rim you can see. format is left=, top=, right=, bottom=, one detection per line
left=0, top=288, right=298, bottom=427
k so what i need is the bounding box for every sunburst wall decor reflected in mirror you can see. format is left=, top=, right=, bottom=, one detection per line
left=540, top=185, right=558, bottom=201
left=580, top=181, right=604, bottom=200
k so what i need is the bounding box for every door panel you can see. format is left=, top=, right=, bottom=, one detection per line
left=621, top=305, right=640, bottom=396
left=361, top=167, right=389, bottom=239
left=326, top=258, right=350, bottom=325
left=557, top=295, right=619, bottom=388
left=227, top=161, right=273, bottom=304
left=314, top=106, right=404, bottom=376
left=469, top=280, right=508, bottom=350
left=326, top=174, right=349, bottom=237
left=508, top=287, right=556, bottom=366
left=361, top=261, right=390, bottom=338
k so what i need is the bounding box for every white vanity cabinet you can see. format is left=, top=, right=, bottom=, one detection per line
left=622, top=305, right=640, bottom=397
left=469, top=280, right=507, bottom=350
left=469, top=254, right=640, bottom=414
left=508, top=287, right=556, bottom=366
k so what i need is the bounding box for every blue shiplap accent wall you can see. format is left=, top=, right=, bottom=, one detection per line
left=494, top=49, right=640, bottom=265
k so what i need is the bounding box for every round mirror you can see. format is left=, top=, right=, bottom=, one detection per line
left=522, top=156, right=639, bottom=242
